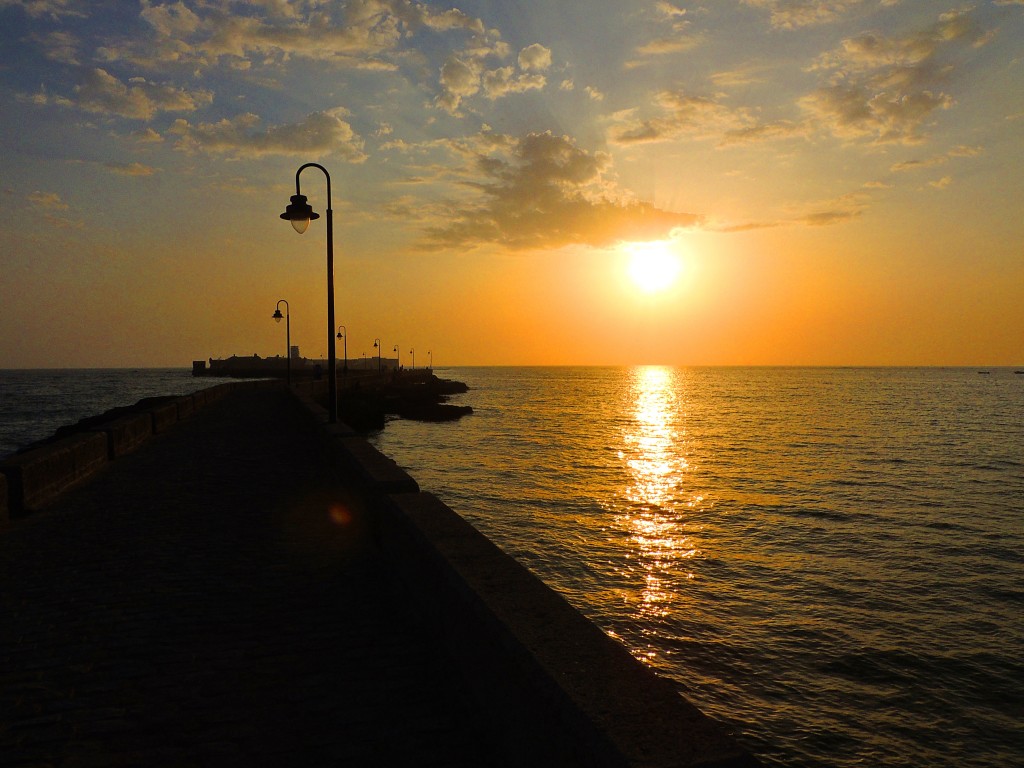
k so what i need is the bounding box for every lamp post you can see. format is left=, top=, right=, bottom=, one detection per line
left=373, top=338, right=381, bottom=374
left=280, top=163, right=337, bottom=423
left=428, top=349, right=432, bottom=370
left=271, top=299, right=291, bottom=386
left=336, top=325, right=347, bottom=375
left=392, top=344, right=400, bottom=372
left=409, top=347, right=415, bottom=370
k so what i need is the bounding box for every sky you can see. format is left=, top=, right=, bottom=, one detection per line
left=1, top=0, right=1022, bottom=368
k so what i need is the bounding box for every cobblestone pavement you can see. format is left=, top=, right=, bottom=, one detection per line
left=0, top=388, right=509, bottom=767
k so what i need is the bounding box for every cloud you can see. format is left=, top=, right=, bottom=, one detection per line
left=103, top=161, right=158, bottom=177
left=518, top=43, right=551, bottom=72
left=132, top=127, right=165, bottom=143
left=742, top=0, right=866, bottom=30
left=39, top=30, right=81, bottom=65
left=436, top=55, right=481, bottom=113
left=107, top=0, right=490, bottom=72
left=482, top=67, right=546, bottom=100
left=890, top=145, right=982, bottom=172
left=0, top=0, right=85, bottom=19
left=929, top=175, right=953, bottom=189
left=422, top=130, right=701, bottom=251
left=609, top=90, right=756, bottom=145
left=436, top=42, right=550, bottom=114
left=33, top=68, right=213, bottom=120
left=28, top=191, right=69, bottom=210
left=169, top=110, right=366, bottom=160
left=800, top=8, right=988, bottom=144
left=799, top=83, right=952, bottom=144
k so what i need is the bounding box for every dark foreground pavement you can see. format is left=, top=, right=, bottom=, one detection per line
left=0, top=388, right=511, bottom=767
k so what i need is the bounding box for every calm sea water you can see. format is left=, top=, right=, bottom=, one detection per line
left=368, top=367, right=1024, bottom=768
left=0, top=368, right=208, bottom=458
left=2, top=367, right=1021, bottom=767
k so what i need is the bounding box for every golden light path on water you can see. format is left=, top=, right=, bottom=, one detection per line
left=619, top=366, right=700, bottom=650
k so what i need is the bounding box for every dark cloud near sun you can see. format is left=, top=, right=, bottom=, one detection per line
left=423, top=131, right=701, bottom=251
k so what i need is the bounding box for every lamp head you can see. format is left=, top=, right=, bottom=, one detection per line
left=280, top=194, right=320, bottom=234
left=272, top=308, right=284, bottom=323
left=336, top=331, right=343, bottom=339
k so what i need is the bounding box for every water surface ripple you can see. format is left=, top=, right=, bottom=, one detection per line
left=370, top=366, right=1023, bottom=768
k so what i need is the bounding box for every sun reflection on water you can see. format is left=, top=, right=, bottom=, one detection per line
left=618, top=366, right=699, bottom=627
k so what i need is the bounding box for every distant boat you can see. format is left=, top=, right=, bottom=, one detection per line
left=1016, top=371, right=1024, bottom=375
left=978, top=371, right=990, bottom=375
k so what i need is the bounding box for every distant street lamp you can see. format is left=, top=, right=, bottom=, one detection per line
left=271, top=299, right=291, bottom=386
left=392, top=344, right=400, bottom=372
left=279, top=162, right=337, bottom=423
left=336, top=325, right=347, bottom=375
left=373, top=338, right=381, bottom=374
left=409, top=347, right=415, bottom=370
left=428, top=349, right=432, bottom=370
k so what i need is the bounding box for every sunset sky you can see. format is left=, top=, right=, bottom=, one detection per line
left=1, top=0, right=1022, bottom=368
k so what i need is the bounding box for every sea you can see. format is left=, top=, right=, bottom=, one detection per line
left=1, top=366, right=1021, bottom=767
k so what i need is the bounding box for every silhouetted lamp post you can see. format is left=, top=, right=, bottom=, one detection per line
left=373, top=338, right=381, bottom=374
left=280, top=162, right=337, bottom=423
left=336, top=325, right=348, bottom=375
left=271, top=299, right=291, bottom=386
left=409, top=347, right=415, bottom=370
left=392, top=344, right=400, bottom=372
left=428, top=349, right=432, bottom=370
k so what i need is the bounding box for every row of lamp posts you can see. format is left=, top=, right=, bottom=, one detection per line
left=277, top=163, right=431, bottom=423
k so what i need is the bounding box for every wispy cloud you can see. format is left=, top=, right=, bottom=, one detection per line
left=422, top=130, right=701, bottom=250
left=609, top=90, right=757, bottom=145
left=800, top=8, right=990, bottom=144
left=0, top=0, right=85, bottom=20
left=742, top=0, right=869, bottom=30
left=890, top=145, right=983, bottom=172
left=169, top=110, right=366, bottom=160
left=31, top=68, right=212, bottom=120
left=103, top=161, right=158, bottom=177
left=28, top=190, right=68, bottom=210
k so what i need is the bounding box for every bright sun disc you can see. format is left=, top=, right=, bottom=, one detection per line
left=626, top=241, right=682, bottom=293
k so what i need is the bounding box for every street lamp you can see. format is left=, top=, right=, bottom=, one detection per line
left=373, top=338, right=381, bottom=374
left=336, top=325, right=347, bottom=375
left=409, top=347, right=415, bottom=370
left=280, top=162, right=337, bottom=423
left=428, top=349, right=432, bottom=370
left=392, top=344, right=399, bottom=372
left=271, top=299, right=291, bottom=386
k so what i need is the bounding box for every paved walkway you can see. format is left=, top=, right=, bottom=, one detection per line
left=0, top=388, right=511, bottom=767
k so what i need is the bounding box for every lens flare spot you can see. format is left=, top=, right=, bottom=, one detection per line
left=329, top=503, right=353, bottom=526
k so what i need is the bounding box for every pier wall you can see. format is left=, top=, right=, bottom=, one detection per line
left=0, top=380, right=277, bottom=523
left=0, top=380, right=760, bottom=767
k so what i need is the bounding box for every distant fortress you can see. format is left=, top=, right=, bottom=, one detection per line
left=193, top=351, right=404, bottom=378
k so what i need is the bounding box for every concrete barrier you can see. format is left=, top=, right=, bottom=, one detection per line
left=0, top=432, right=109, bottom=516
left=377, top=491, right=761, bottom=768
left=149, top=401, right=180, bottom=433
left=90, top=412, right=153, bottom=459
left=175, top=395, right=195, bottom=420
left=0, top=473, right=8, bottom=528
left=334, top=436, right=419, bottom=495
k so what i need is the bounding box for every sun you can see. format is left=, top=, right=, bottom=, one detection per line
left=624, top=241, right=683, bottom=293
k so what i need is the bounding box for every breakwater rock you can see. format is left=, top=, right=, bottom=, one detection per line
left=336, top=371, right=472, bottom=432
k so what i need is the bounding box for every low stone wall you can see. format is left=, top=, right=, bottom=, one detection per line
left=0, top=381, right=281, bottom=522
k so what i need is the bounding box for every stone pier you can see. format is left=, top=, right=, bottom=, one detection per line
left=0, top=382, right=761, bottom=767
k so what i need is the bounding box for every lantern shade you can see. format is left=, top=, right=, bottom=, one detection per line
left=272, top=308, right=284, bottom=323
left=280, top=193, right=320, bottom=234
